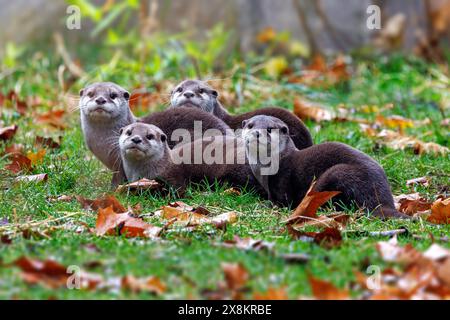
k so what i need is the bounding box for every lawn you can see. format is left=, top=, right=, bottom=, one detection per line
left=0, top=39, right=449, bottom=299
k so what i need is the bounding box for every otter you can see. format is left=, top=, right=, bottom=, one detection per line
left=242, top=115, right=407, bottom=219
left=79, top=82, right=232, bottom=186
left=79, top=82, right=133, bottom=185
left=118, top=122, right=265, bottom=195
left=170, top=79, right=313, bottom=150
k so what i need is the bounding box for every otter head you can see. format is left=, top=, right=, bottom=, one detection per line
left=119, top=123, right=168, bottom=163
left=79, top=82, right=130, bottom=122
left=242, top=115, right=290, bottom=166
left=170, top=80, right=218, bottom=113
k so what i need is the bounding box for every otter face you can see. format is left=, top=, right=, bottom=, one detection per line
left=170, top=80, right=218, bottom=113
left=79, top=82, right=130, bottom=121
left=242, top=115, right=289, bottom=161
left=119, top=123, right=167, bottom=162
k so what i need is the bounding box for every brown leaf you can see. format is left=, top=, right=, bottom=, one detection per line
left=0, top=125, right=18, bottom=141
left=293, top=97, right=335, bottom=122
left=95, top=206, right=162, bottom=239
left=222, top=236, right=273, bottom=252
left=253, top=287, right=288, bottom=300
left=77, top=195, right=127, bottom=213
left=115, top=178, right=162, bottom=193
left=36, top=109, right=66, bottom=130
left=285, top=182, right=341, bottom=224
left=221, top=262, right=249, bottom=291
left=289, top=227, right=342, bottom=248
left=13, top=256, right=102, bottom=290
left=5, top=152, right=32, bottom=173
left=308, top=275, right=349, bottom=300
left=3, top=144, right=24, bottom=155
left=376, top=236, right=422, bottom=264
left=427, top=197, right=450, bottom=224
left=35, top=136, right=61, bottom=149
left=290, top=212, right=350, bottom=229
left=121, top=275, right=166, bottom=295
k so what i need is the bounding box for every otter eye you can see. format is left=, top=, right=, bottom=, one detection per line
left=247, top=123, right=253, bottom=129
left=110, top=92, right=118, bottom=99
left=87, top=91, right=94, bottom=98
left=146, top=134, right=154, bottom=140
left=198, top=88, right=205, bottom=94
left=126, top=130, right=132, bottom=136
left=176, top=87, right=183, bottom=93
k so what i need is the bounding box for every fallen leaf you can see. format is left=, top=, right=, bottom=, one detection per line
left=376, top=115, right=414, bottom=132
left=223, top=187, right=241, bottom=196
left=13, top=256, right=102, bottom=290
left=376, top=236, right=422, bottom=264
left=285, top=182, right=341, bottom=224
left=35, top=136, right=61, bottom=149
left=375, top=129, right=449, bottom=156
left=15, top=173, right=48, bottom=183
left=293, top=97, right=335, bottom=122
left=308, top=275, right=349, bottom=300
left=5, top=152, right=32, bottom=173
left=95, top=206, right=162, bottom=239
left=221, top=262, right=249, bottom=291
left=115, top=178, right=162, bottom=193
left=121, top=275, right=166, bottom=295
left=427, top=197, right=450, bottom=224
left=36, top=109, right=66, bottom=130
left=3, top=144, right=24, bottom=155
left=253, top=287, right=288, bottom=300
left=0, top=125, right=18, bottom=141
left=77, top=195, right=126, bottom=213
left=27, top=149, right=46, bottom=166
left=264, top=56, right=288, bottom=78
left=406, top=176, right=430, bottom=187
left=290, top=227, right=343, bottom=248
left=221, top=236, right=274, bottom=252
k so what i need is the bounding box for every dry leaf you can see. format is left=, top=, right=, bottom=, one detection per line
left=115, top=178, right=162, bottom=193
left=36, top=109, right=66, bottom=130
left=77, top=195, right=127, bottom=213
left=0, top=125, right=18, bottom=141
left=427, top=197, right=450, bottom=224
left=5, top=152, right=32, bottom=173
left=95, top=206, right=162, bottom=239
left=285, top=182, right=341, bottom=224
left=293, top=97, right=335, bottom=122
left=406, top=176, right=430, bottom=187
left=308, top=275, right=349, bottom=300
left=257, top=27, right=276, bottom=43
left=221, top=262, right=249, bottom=291
left=15, top=173, right=48, bottom=183
left=35, top=136, right=61, bottom=149
left=222, top=236, right=273, bottom=252
left=27, top=149, right=46, bottom=166
left=253, top=287, right=288, bottom=300
left=121, top=275, right=166, bottom=295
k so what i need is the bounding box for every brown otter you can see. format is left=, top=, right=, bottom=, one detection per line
left=170, top=79, right=313, bottom=150
left=118, top=122, right=265, bottom=195
left=242, top=115, right=407, bottom=219
left=79, top=82, right=232, bottom=186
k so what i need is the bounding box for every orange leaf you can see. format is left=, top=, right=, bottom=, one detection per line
left=285, top=182, right=341, bottom=223
left=121, top=275, right=166, bottom=295
left=427, top=197, right=450, bottom=224
left=308, top=275, right=349, bottom=300
left=221, top=262, right=249, bottom=291
left=5, top=152, right=32, bottom=173
left=293, top=97, right=335, bottom=122
left=27, top=149, right=46, bottom=166
left=254, top=287, right=288, bottom=300
left=77, top=195, right=127, bottom=213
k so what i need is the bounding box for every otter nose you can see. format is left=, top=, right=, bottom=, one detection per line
left=183, top=91, right=194, bottom=99
left=95, top=97, right=107, bottom=105
left=131, top=136, right=142, bottom=144
left=255, top=131, right=261, bottom=138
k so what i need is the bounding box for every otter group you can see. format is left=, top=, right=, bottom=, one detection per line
left=79, top=80, right=406, bottom=219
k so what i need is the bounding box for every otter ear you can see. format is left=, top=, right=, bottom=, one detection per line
left=161, top=134, right=167, bottom=143
left=242, top=120, right=248, bottom=128
left=211, top=90, right=218, bottom=98
left=281, top=126, right=289, bottom=135
left=79, top=89, right=84, bottom=97
left=123, top=91, right=130, bottom=100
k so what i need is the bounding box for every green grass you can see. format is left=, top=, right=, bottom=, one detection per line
left=0, top=47, right=449, bottom=299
